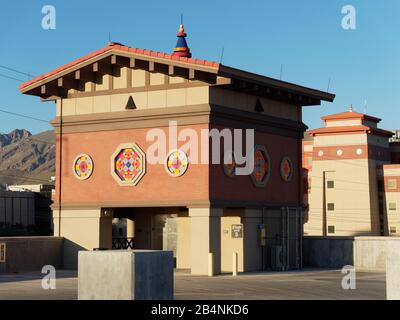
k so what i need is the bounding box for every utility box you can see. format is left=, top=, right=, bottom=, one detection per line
left=78, top=250, right=174, bottom=300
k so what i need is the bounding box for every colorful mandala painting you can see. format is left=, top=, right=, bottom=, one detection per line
left=223, top=151, right=236, bottom=177
left=111, top=143, right=146, bottom=186
left=251, top=146, right=270, bottom=187
left=73, top=154, right=94, bottom=180
left=280, top=156, right=293, bottom=182
left=165, top=149, right=188, bottom=177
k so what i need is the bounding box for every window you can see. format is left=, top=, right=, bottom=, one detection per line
left=390, top=226, right=397, bottom=234
left=328, top=226, right=335, bottom=234
left=388, top=179, right=397, bottom=190
left=327, top=180, right=335, bottom=189
left=327, top=203, right=335, bottom=211
left=389, top=202, right=397, bottom=211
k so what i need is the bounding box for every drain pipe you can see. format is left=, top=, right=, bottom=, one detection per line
left=58, top=99, right=63, bottom=237
left=286, top=206, right=290, bottom=271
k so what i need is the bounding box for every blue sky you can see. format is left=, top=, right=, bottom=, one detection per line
left=0, top=0, right=399, bottom=134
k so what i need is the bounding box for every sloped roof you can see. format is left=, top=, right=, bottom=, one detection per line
left=20, top=42, right=219, bottom=90
left=19, top=42, right=335, bottom=106
left=308, top=125, right=393, bottom=137
left=321, top=111, right=381, bottom=122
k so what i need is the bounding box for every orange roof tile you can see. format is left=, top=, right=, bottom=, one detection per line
left=321, top=111, right=381, bottom=122
left=20, top=42, right=220, bottom=90
left=308, top=125, right=393, bottom=137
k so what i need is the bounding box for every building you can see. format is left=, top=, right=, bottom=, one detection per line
left=303, top=107, right=400, bottom=237
left=19, top=23, right=334, bottom=273
left=0, top=184, right=53, bottom=236
left=0, top=190, right=35, bottom=231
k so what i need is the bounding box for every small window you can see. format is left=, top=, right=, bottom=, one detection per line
left=328, top=226, right=335, bottom=234
left=389, top=202, right=397, bottom=211
left=307, top=157, right=312, bottom=166
left=327, top=203, right=335, bottom=211
left=327, top=181, right=334, bottom=189
left=390, top=226, right=397, bottom=234
left=388, top=179, right=397, bottom=190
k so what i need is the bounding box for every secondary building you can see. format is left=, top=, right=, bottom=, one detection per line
left=20, top=23, right=334, bottom=274
left=303, top=107, right=400, bottom=237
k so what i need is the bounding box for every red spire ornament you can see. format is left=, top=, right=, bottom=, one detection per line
left=172, top=16, right=192, bottom=58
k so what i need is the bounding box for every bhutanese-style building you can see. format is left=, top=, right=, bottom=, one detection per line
left=20, top=23, right=335, bottom=274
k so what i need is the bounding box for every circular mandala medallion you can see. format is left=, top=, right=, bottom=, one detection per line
left=73, top=154, right=94, bottom=180
left=165, top=149, right=188, bottom=177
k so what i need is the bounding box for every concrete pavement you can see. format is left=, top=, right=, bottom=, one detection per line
left=0, top=269, right=386, bottom=300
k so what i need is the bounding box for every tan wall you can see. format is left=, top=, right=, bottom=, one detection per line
left=53, top=208, right=111, bottom=269
left=383, top=192, right=400, bottom=236
left=313, top=134, right=367, bottom=147
left=189, top=207, right=222, bottom=275
left=325, top=119, right=361, bottom=127
left=209, top=87, right=299, bottom=121
left=305, top=158, right=380, bottom=236
left=57, top=86, right=209, bottom=116
left=221, top=215, right=243, bottom=272
left=176, top=217, right=191, bottom=269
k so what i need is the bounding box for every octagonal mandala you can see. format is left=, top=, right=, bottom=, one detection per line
left=280, top=156, right=293, bottom=182
left=251, top=145, right=271, bottom=187
left=73, top=154, right=94, bottom=180
left=111, top=143, right=146, bottom=186
left=165, top=149, right=188, bottom=177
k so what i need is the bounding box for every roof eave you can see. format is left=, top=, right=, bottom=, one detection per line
left=218, top=65, right=336, bottom=105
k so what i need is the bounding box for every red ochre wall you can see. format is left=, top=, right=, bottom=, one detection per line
left=54, top=124, right=301, bottom=206
left=54, top=124, right=210, bottom=205
left=209, top=127, right=301, bottom=204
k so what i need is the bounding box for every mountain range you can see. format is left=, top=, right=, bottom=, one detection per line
left=0, top=129, right=56, bottom=187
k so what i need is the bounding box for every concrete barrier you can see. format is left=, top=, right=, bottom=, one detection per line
left=303, top=236, right=400, bottom=273
left=0, top=237, right=63, bottom=273
left=303, top=236, right=354, bottom=268
left=78, top=250, right=174, bottom=300
left=353, top=237, right=389, bottom=272
left=386, top=241, right=400, bottom=300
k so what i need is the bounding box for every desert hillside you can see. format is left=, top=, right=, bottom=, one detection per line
left=0, top=129, right=55, bottom=186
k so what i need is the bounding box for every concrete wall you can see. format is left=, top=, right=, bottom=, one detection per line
left=386, top=240, right=400, bottom=300
left=0, top=237, right=63, bottom=273
left=353, top=236, right=394, bottom=272
left=303, top=236, right=354, bottom=268
left=303, top=236, right=400, bottom=272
